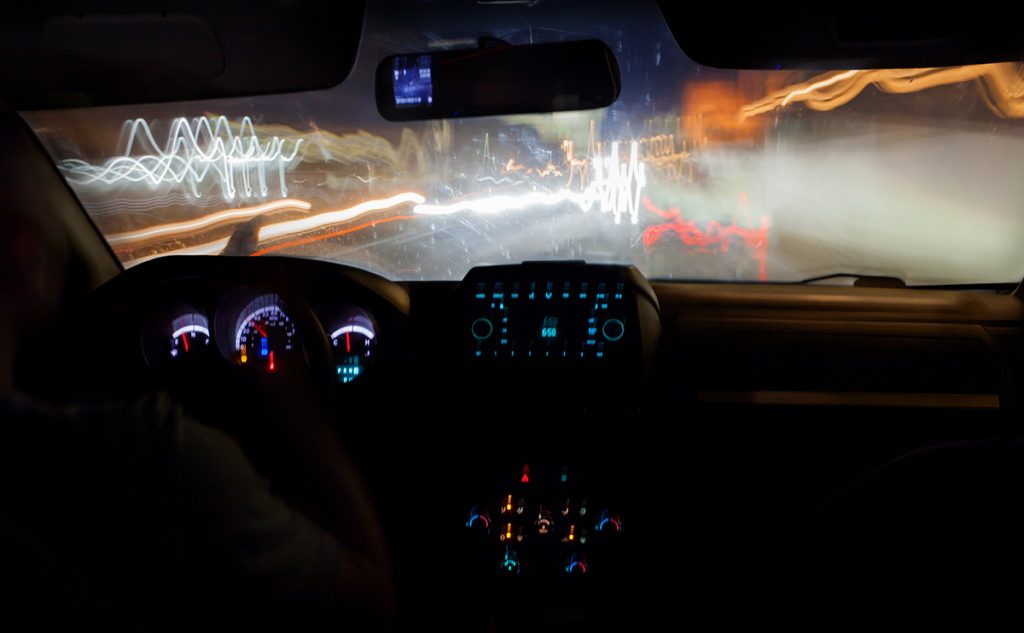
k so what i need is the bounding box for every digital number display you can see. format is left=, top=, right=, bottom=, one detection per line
left=540, top=316, right=558, bottom=338
left=392, top=54, right=433, bottom=108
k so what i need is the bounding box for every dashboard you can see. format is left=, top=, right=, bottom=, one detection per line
left=45, top=253, right=1024, bottom=632
left=57, top=256, right=665, bottom=631
left=115, top=258, right=661, bottom=402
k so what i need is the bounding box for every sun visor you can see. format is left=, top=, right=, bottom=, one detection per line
left=659, top=2, right=1024, bottom=69
left=1, top=1, right=365, bottom=109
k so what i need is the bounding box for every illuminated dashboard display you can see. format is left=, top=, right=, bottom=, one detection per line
left=461, top=266, right=637, bottom=367
left=393, top=54, right=433, bottom=108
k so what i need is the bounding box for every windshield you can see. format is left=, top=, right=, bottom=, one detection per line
left=23, top=0, right=1024, bottom=285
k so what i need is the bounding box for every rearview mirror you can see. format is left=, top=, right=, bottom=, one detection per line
left=375, top=39, right=620, bottom=121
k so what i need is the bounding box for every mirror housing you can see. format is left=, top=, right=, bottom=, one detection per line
left=375, top=39, right=620, bottom=121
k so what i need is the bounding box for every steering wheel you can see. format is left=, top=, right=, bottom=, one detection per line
left=17, top=256, right=394, bottom=628
left=37, top=256, right=351, bottom=490
left=209, top=294, right=343, bottom=476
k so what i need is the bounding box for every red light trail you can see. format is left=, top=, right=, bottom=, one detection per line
left=641, top=194, right=770, bottom=281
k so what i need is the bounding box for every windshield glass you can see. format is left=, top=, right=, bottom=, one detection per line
left=23, top=0, right=1024, bottom=284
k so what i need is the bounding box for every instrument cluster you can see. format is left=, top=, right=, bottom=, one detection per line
left=141, top=288, right=379, bottom=384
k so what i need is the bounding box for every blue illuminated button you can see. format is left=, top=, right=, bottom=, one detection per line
left=466, top=506, right=491, bottom=529
left=602, top=318, right=625, bottom=342
left=500, top=547, right=521, bottom=575
left=471, top=318, right=494, bottom=341
left=565, top=553, right=588, bottom=576
left=596, top=510, right=622, bottom=533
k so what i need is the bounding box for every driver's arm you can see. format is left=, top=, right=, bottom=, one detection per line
left=0, top=390, right=394, bottom=628
left=165, top=396, right=394, bottom=623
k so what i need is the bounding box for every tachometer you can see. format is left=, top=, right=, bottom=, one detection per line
left=330, top=315, right=376, bottom=383
left=234, top=294, right=298, bottom=371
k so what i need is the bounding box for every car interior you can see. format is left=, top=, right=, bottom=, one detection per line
left=4, top=1, right=1024, bottom=631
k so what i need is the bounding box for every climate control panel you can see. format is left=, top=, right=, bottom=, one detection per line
left=462, top=463, right=624, bottom=579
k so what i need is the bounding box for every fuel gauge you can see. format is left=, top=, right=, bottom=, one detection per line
left=170, top=312, right=212, bottom=360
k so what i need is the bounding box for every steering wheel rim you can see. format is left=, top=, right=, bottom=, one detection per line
left=281, top=293, right=338, bottom=405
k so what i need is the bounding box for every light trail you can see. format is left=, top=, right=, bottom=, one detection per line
left=115, top=193, right=427, bottom=262
left=641, top=194, right=770, bottom=281
left=414, top=190, right=579, bottom=216
left=561, top=120, right=597, bottom=190
left=741, top=63, right=1024, bottom=119
left=781, top=69, right=860, bottom=107
left=257, top=192, right=426, bottom=241
left=105, top=198, right=311, bottom=246
left=415, top=141, right=647, bottom=224
left=122, top=236, right=231, bottom=267
left=251, top=215, right=417, bottom=257
left=504, top=158, right=564, bottom=178
left=60, top=116, right=304, bottom=200
left=583, top=141, right=647, bottom=223
left=635, top=132, right=694, bottom=180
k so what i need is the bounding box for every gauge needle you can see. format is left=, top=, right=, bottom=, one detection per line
left=182, top=333, right=190, bottom=353
left=253, top=322, right=268, bottom=337
left=346, top=331, right=351, bottom=353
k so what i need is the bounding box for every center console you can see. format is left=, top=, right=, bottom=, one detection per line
left=440, top=262, right=662, bottom=632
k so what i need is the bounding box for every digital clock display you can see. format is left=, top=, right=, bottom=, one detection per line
left=540, top=316, right=559, bottom=338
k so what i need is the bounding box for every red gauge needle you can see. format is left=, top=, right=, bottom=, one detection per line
left=269, top=351, right=275, bottom=372
left=253, top=322, right=268, bottom=337
left=182, top=333, right=190, bottom=353
left=346, top=331, right=351, bottom=353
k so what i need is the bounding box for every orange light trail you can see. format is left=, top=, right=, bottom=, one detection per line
left=504, top=157, right=564, bottom=178
left=106, top=198, right=311, bottom=246
left=741, top=63, right=1024, bottom=119
left=781, top=69, right=860, bottom=107
left=250, top=215, right=417, bottom=257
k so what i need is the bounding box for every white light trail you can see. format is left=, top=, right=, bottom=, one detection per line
left=415, top=141, right=647, bottom=224
left=781, top=69, right=860, bottom=106
left=60, top=116, right=304, bottom=200
left=257, top=192, right=426, bottom=242
left=585, top=141, right=647, bottom=224
left=415, top=190, right=580, bottom=216
left=105, top=198, right=311, bottom=246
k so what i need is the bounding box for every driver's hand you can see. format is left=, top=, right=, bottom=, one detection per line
left=179, top=354, right=393, bottom=602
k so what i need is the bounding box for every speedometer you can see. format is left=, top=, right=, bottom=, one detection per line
left=234, top=294, right=298, bottom=371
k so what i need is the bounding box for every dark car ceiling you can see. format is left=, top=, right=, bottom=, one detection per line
left=0, top=1, right=365, bottom=110
left=660, top=1, right=1024, bottom=69
left=5, top=1, right=1024, bottom=111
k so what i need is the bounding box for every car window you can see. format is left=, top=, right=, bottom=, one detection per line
left=22, top=0, right=1024, bottom=285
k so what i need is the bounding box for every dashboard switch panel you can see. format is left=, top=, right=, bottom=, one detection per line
left=462, top=462, right=626, bottom=581
left=457, top=263, right=659, bottom=376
